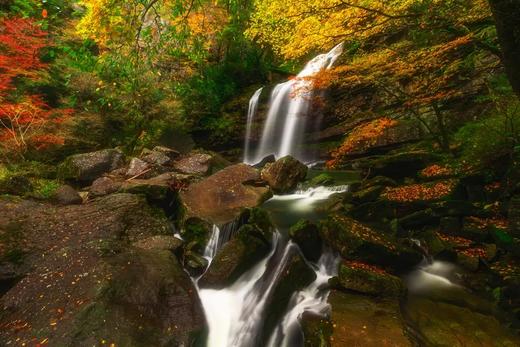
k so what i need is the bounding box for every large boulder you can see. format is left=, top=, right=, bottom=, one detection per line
left=58, top=149, right=124, bottom=183
left=261, top=155, right=308, bottom=193
left=0, top=193, right=206, bottom=346
left=180, top=163, right=272, bottom=225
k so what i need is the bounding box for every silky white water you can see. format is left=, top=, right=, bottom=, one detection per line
left=243, top=87, right=263, bottom=164
left=406, top=260, right=460, bottom=292
left=197, top=186, right=347, bottom=347
left=246, top=43, right=344, bottom=164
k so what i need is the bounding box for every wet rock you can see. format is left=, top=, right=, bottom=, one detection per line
left=181, top=218, right=213, bottom=253
left=320, top=214, right=421, bottom=272
left=261, top=155, right=308, bottom=193
left=328, top=290, right=412, bottom=347
left=184, top=251, right=209, bottom=277
left=173, top=152, right=213, bottom=175
left=180, top=163, right=272, bottom=225
left=404, top=297, right=520, bottom=346
left=198, top=225, right=271, bottom=288
left=58, top=149, right=124, bottom=183
left=126, top=157, right=151, bottom=178
left=54, top=185, right=82, bottom=205
left=89, top=176, right=122, bottom=197
left=133, top=235, right=183, bottom=252
left=262, top=251, right=317, bottom=343
left=252, top=154, right=276, bottom=168
left=337, top=261, right=405, bottom=298
left=289, top=220, right=322, bottom=262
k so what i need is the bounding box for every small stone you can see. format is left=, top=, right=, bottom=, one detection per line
left=54, top=185, right=82, bottom=205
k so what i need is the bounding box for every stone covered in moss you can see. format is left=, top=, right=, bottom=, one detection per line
left=301, top=311, right=333, bottom=347
left=289, top=220, right=322, bottom=262
left=261, top=155, right=308, bottom=193
left=338, top=261, right=405, bottom=298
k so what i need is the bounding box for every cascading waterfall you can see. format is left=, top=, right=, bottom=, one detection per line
left=245, top=43, right=344, bottom=164
left=244, top=88, right=264, bottom=164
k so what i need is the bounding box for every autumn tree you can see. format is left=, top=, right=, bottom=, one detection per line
left=0, top=17, right=71, bottom=158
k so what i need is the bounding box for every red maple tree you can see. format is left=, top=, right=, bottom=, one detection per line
left=0, top=17, right=71, bottom=156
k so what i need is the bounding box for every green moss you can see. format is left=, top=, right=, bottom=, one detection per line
left=32, top=179, right=60, bottom=199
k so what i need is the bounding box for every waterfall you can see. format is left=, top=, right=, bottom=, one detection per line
left=244, top=88, right=264, bottom=164
left=247, top=43, right=344, bottom=164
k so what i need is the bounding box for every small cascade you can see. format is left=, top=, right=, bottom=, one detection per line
left=244, top=88, right=264, bottom=163
left=203, top=221, right=241, bottom=263
left=247, top=43, right=344, bottom=164
left=267, top=248, right=340, bottom=347
left=196, top=186, right=348, bottom=347
left=406, top=260, right=460, bottom=292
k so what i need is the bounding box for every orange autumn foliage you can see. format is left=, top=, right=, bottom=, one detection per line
left=382, top=180, right=457, bottom=202
left=327, top=118, right=398, bottom=168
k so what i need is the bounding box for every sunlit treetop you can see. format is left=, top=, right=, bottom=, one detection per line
left=247, top=0, right=492, bottom=59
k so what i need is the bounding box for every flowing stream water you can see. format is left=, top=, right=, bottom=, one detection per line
left=198, top=186, right=346, bottom=347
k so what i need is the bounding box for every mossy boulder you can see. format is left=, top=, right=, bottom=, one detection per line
left=198, top=225, right=271, bottom=288
left=337, top=261, right=405, bottom=298
left=58, top=148, right=124, bottom=183
left=289, top=220, right=322, bottom=262
left=320, top=214, right=421, bottom=272
left=307, top=173, right=335, bottom=187
left=261, top=155, right=308, bottom=193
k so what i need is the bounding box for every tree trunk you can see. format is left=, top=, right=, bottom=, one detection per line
left=488, top=0, right=520, bottom=97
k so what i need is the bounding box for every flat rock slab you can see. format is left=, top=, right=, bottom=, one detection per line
left=0, top=194, right=205, bottom=346
left=329, top=290, right=412, bottom=347
left=180, top=163, right=272, bottom=225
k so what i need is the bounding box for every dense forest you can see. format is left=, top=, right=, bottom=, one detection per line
left=2, top=0, right=520, bottom=346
